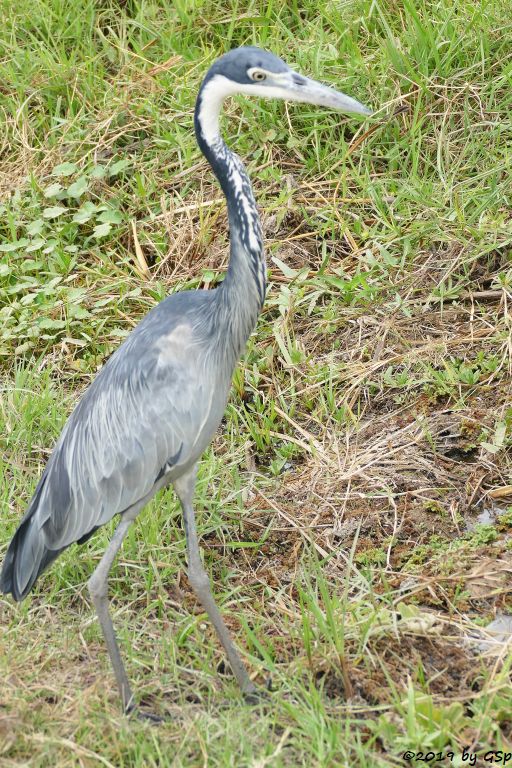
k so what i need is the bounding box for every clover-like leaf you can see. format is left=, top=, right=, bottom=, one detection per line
left=42, top=240, right=58, bottom=253
left=92, top=222, right=112, bottom=238
left=38, top=318, right=67, bottom=330
left=26, top=219, right=45, bottom=236
left=90, top=165, right=107, bottom=179
left=0, top=239, right=29, bottom=252
left=43, top=182, right=64, bottom=198
left=73, top=202, right=98, bottom=224
left=26, top=238, right=46, bottom=253
left=97, top=209, right=122, bottom=225
left=52, top=162, right=77, bottom=177
left=43, top=206, right=68, bottom=219
left=66, top=176, right=88, bottom=199
left=108, top=159, right=131, bottom=176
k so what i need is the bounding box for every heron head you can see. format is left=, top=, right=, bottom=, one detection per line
left=202, top=46, right=371, bottom=117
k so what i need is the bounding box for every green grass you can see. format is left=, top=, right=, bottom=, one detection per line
left=1, top=0, right=512, bottom=765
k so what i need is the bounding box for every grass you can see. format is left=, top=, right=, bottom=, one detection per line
left=1, top=0, right=512, bottom=764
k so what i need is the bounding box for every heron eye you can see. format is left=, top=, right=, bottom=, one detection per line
left=250, top=70, right=267, bottom=82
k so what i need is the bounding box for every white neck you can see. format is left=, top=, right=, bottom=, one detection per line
left=194, top=73, right=268, bottom=354
left=197, top=74, right=293, bottom=147
left=197, top=75, right=241, bottom=146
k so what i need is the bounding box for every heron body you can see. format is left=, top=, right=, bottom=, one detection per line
left=3, top=292, right=237, bottom=586
left=1, top=47, right=370, bottom=715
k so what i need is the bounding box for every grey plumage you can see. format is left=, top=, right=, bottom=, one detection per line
left=3, top=293, right=229, bottom=597
left=1, top=47, right=370, bottom=715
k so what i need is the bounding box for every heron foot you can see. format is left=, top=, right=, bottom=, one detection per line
left=243, top=684, right=271, bottom=705
left=126, top=704, right=165, bottom=724
left=137, top=710, right=165, bottom=724
left=243, top=690, right=262, bottom=705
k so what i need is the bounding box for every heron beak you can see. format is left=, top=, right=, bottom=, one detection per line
left=285, top=71, right=372, bottom=116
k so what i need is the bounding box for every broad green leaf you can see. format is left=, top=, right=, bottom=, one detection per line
left=15, top=341, right=34, bottom=354
left=92, top=222, right=112, bottom=238
left=90, top=165, right=107, bottom=179
left=20, top=293, right=38, bottom=306
left=73, top=201, right=98, bottom=224
left=20, top=259, right=43, bottom=272
left=43, top=182, right=63, bottom=198
left=483, top=421, right=508, bottom=454
left=66, top=176, right=88, bottom=198
left=8, top=279, right=39, bottom=293
left=38, top=318, right=67, bottom=329
left=271, top=256, right=299, bottom=278
left=26, top=238, right=46, bottom=253
left=97, top=209, right=122, bottom=224
left=66, top=288, right=87, bottom=301
left=494, top=420, right=507, bottom=447
left=93, top=297, right=114, bottom=308
left=108, top=158, right=131, bottom=176
left=26, top=219, right=45, bottom=236
left=43, top=206, right=68, bottom=219
left=68, top=305, right=90, bottom=319
left=0, top=239, right=29, bottom=252
left=52, top=162, right=77, bottom=177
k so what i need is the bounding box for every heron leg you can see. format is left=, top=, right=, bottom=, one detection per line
left=88, top=517, right=135, bottom=714
left=174, top=467, right=256, bottom=697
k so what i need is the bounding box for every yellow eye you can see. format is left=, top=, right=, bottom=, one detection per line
left=250, top=70, right=267, bottom=82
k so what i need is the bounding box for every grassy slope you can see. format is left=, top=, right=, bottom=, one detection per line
left=1, top=0, right=512, bottom=765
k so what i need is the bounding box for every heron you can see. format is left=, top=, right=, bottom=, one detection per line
left=1, top=47, right=370, bottom=717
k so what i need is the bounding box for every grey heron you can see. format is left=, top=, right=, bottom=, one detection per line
left=1, top=47, right=370, bottom=716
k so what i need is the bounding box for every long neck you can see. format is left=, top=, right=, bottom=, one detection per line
left=194, top=76, right=266, bottom=353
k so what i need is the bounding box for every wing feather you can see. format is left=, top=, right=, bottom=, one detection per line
left=32, top=297, right=221, bottom=550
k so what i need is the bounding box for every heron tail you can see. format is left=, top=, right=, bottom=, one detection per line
left=0, top=483, right=64, bottom=602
